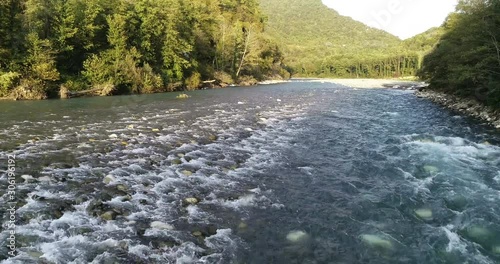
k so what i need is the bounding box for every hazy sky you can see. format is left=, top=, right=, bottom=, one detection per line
left=322, top=0, right=458, bottom=39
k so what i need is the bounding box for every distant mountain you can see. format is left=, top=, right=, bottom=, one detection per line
left=403, top=27, right=444, bottom=54
left=259, top=0, right=403, bottom=75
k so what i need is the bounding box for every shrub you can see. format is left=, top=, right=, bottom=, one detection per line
left=0, top=72, right=21, bottom=97
left=185, top=72, right=201, bottom=91
left=214, top=71, right=233, bottom=85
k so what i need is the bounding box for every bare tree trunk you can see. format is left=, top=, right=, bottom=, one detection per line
left=236, top=29, right=251, bottom=78
left=491, top=35, right=500, bottom=69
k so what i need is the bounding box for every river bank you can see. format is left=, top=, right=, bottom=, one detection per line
left=296, top=78, right=426, bottom=89
left=311, top=78, right=500, bottom=130
left=0, top=76, right=290, bottom=101
left=416, top=90, right=500, bottom=129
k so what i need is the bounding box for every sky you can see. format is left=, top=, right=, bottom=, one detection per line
left=322, top=0, right=458, bottom=39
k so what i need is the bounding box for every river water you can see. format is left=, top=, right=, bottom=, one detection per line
left=0, top=81, right=499, bottom=264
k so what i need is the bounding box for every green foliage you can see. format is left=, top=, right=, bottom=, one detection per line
left=185, top=72, right=201, bottom=91
left=419, top=0, right=500, bottom=108
left=0, top=0, right=289, bottom=99
left=0, top=71, right=21, bottom=96
left=214, top=71, right=234, bottom=84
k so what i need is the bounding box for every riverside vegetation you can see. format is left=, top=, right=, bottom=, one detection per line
left=418, top=0, right=500, bottom=109
left=0, top=0, right=289, bottom=100
left=415, top=0, right=500, bottom=129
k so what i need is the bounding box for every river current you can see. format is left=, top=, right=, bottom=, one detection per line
left=0, top=81, right=499, bottom=263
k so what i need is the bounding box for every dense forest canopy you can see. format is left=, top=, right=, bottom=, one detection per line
left=419, top=0, right=500, bottom=107
left=0, top=0, right=289, bottom=99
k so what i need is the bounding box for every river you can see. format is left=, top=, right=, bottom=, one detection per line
left=1, top=81, right=500, bottom=263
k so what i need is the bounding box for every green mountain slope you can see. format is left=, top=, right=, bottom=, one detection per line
left=260, top=0, right=400, bottom=75
left=403, top=27, right=444, bottom=53
left=259, top=0, right=437, bottom=77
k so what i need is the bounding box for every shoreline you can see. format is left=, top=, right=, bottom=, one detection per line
left=416, top=90, right=500, bottom=129
left=0, top=78, right=289, bottom=101
left=292, top=78, right=426, bottom=89
left=0, top=78, right=424, bottom=101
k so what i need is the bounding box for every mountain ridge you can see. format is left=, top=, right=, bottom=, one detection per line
left=259, top=0, right=441, bottom=77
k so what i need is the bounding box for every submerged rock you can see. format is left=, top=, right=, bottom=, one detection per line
left=184, top=197, right=199, bottom=205
left=103, top=175, right=115, bottom=184
left=238, top=222, right=248, bottom=229
left=360, top=234, right=393, bottom=250
left=100, top=211, right=116, bottom=221
left=21, top=175, right=35, bottom=183
left=464, top=226, right=491, bottom=242
left=286, top=230, right=308, bottom=243
left=150, top=221, right=174, bottom=231
left=444, top=195, right=468, bottom=212
left=415, top=208, right=433, bottom=220
left=181, top=170, right=193, bottom=176
left=492, top=245, right=500, bottom=254
left=37, top=176, right=52, bottom=182
left=192, top=231, right=203, bottom=237
left=171, top=159, right=182, bottom=165
left=208, top=134, right=218, bottom=141
left=116, top=184, right=127, bottom=192
left=459, top=225, right=498, bottom=251
left=26, top=250, right=43, bottom=259
left=423, top=165, right=439, bottom=174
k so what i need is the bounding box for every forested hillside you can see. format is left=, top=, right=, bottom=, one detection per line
left=419, top=0, right=500, bottom=107
left=0, top=0, right=288, bottom=100
left=259, top=0, right=440, bottom=78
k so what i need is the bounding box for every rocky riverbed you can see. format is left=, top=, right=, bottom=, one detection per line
left=416, top=90, right=500, bottom=129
